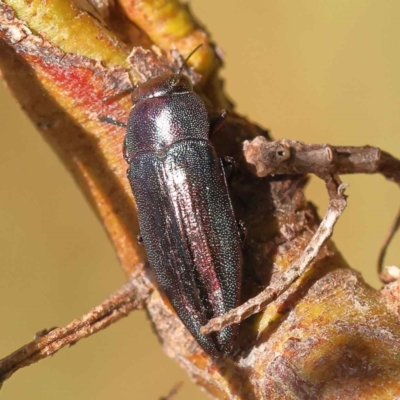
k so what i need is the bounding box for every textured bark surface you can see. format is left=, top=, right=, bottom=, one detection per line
left=1, top=0, right=400, bottom=398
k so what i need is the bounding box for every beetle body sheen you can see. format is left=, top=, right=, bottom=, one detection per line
left=124, top=74, right=242, bottom=356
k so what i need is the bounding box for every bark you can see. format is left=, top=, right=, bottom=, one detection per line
left=1, top=1, right=400, bottom=399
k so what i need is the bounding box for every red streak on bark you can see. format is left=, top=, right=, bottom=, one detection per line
left=26, top=54, right=130, bottom=123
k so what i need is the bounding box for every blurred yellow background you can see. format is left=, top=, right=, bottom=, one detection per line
left=0, top=1, right=399, bottom=399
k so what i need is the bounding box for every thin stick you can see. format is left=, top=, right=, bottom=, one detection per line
left=378, top=207, right=400, bottom=283
left=243, top=137, right=400, bottom=183
left=243, top=136, right=400, bottom=283
left=0, top=279, right=146, bottom=385
left=159, top=381, right=184, bottom=400
left=201, top=184, right=347, bottom=335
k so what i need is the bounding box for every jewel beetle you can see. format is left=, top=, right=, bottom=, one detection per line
left=117, top=51, right=243, bottom=356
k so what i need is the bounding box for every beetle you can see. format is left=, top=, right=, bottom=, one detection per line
left=103, top=50, right=243, bottom=356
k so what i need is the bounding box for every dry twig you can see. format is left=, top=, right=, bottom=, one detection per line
left=243, top=137, right=400, bottom=183
left=244, top=137, right=400, bottom=280
left=378, top=208, right=400, bottom=283
left=0, top=276, right=148, bottom=385
left=202, top=181, right=347, bottom=335
left=159, top=381, right=184, bottom=400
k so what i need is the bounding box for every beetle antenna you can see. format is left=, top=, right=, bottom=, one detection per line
left=102, top=87, right=135, bottom=104
left=177, top=44, right=203, bottom=75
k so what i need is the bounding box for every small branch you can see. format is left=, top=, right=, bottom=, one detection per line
left=243, top=137, right=400, bottom=184
left=202, top=182, right=348, bottom=335
left=378, top=207, right=400, bottom=283
left=159, top=381, right=183, bottom=400
left=243, top=136, right=400, bottom=282
left=0, top=278, right=147, bottom=385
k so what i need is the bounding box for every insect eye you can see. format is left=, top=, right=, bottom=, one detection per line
left=169, top=76, right=179, bottom=86
left=169, top=75, right=193, bottom=92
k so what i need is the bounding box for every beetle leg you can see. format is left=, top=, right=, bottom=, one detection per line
left=123, top=138, right=131, bottom=163
left=238, top=220, right=247, bottom=245
left=102, top=88, right=134, bottom=104
left=136, top=234, right=144, bottom=245
left=209, top=109, right=227, bottom=137
left=222, top=156, right=235, bottom=168
left=222, top=156, right=236, bottom=183
left=98, top=115, right=127, bottom=128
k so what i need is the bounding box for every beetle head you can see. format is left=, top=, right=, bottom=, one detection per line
left=131, top=73, right=193, bottom=105
left=131, top=44, right=202, bottom=105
